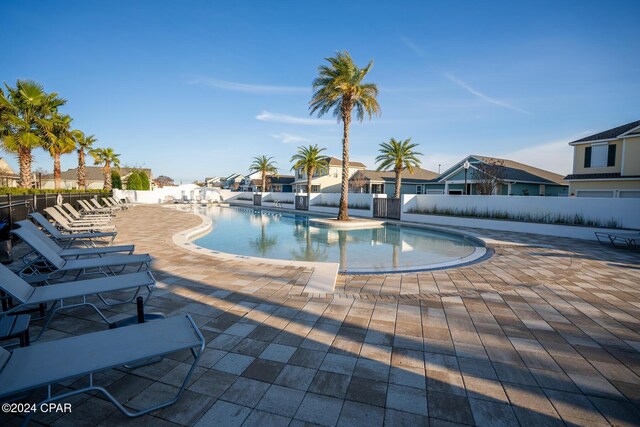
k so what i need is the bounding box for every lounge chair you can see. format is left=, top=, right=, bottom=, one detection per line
left=29, top=212, right=116, bottom=247
left=92, top=198, right=121, bottom=211
left=16, top=221, right=133, bottom=261
left=107, top=197, right=131, bottom=209
left=0, top=263, right=155, bottom=339
left=78, top=199, right=111, bottom=214
left=0, top=315, right=204, bottom=422
left=102, top=198, right=126, bottom=210
left=11, top=227, right=151, bottom=280
left=45, top=207, right=116, bottom=233
left=595, top=231, right=639, bottom=250
left=53, top=205, right=112, bottom=226
left=62, top=203, right=113, bottom=220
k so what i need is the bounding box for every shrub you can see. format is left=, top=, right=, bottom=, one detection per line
left=111, top=171, right=122, bottom=189
left=126, top=172, right=142, bottom=190
left=138, top=171, right=150, bottom=190
left=0, top=187, right=109, bottom=195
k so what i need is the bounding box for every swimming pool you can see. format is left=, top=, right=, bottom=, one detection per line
left=191, top=206, right=487, bottom=273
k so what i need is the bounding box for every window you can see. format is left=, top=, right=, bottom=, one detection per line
left=333, top=169, right=338, bottom=178
left=311, top=185, right=320, bottom=192
left=416, top=185, right=423, bottom=194
left=584, top=143, right=616, bottom=168
left=371, top=184, right=384, bottom=194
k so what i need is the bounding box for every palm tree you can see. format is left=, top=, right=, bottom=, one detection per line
left=0, top=80, right=66, bottom=187
left=375, top=137, right=422, bottom=199
left=290, top=144, right=329, bottom=196
left=90, top=147, right=120, bottom=191
left=248, top=155, right=278, bottom=193
left=310, top=51, right=380, bottom=220
left=75, top=132, right=97, bottom=190
left=42, top=113, right=76, bottom=189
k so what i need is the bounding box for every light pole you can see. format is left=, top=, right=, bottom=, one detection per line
left=463, top=160, right=470, bottom=195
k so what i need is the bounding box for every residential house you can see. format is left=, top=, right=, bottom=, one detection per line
left=204, top=177, right=223, bottom=188
left=40, top=167, right=153, bottom=190
left=564, top=119, right=640, bottom=198
left=223, top=173, right=244, bottom=191
left=292, top=157, right=366, bottom=193
left=349, top=167, right=439, bottom=196
left=238, top=171, right=263, bottom=192
left=424, top=155, right=568, bottom=196
left=0, top=158, right=19, bottom=187
left=269, top=175, right=295, bottom=192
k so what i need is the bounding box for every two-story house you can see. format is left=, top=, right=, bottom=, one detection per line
left=349, top=167, right=439, bottom=195
left=565, top=120, right=640, bottom=198
left=223, top=173, right=244, bottom=190
left=292, top=157, right=366, bottom=193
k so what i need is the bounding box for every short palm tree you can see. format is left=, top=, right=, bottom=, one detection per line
left=90, top=147, right=120, bottom=191
left=248, top=155, right=278, bottom=193
left=376, top=138, right=422, bottom=199
left=75, top=132, right=97, bottom=190
left=42, top=113, right=77, bottom=189
left=290, top=145, right=329, bottom=196
left=310, top=51, right=380, bottom=220
left=0, top=80, right=66, bottom=187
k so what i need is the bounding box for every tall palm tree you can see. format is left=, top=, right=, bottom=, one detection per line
left=290, top=144, right=329, bottom=196
left=248, top=155, right=278, bottom=193
left=42, top=113, right=76, bottom=189
left=90, top=147, right=120, bottom=191
left=375, top=137, right=422, bottom=199
left=0, top=80, right=66, bottom=187
left=310, top=51, right=380, bottom=220
left=75, top=132, right=97, bottom=189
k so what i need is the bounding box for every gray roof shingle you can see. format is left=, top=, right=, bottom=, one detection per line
left=570, top=120, right=640, bottom=144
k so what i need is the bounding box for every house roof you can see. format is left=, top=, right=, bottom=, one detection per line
left=327, top=157, right=366, bottom=168
left=270, top=175, right=295, bottom=184
left=42, top=167, right=151, bottom=181
left=350, top=167, right=439, bottom=182
left=438, top=155, right=566, bottom=185
left=569, top=119, right=640, bottom=144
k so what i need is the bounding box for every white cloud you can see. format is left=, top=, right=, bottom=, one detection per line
left=500, top=139, right=574, bottom=175
left=189, top=77, right=307, bottom=94
left=400, top=37, right=425, bottom=57
left=443, top=73, right=531, bottom=115
left=256, top=111, right=334, bottom=126
left=271, top=133, right=309, bottom=144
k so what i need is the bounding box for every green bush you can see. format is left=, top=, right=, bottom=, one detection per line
left=126, top=172, right=142, bottom=190
left=138, top=171, right=150, bottom=190
left=111, top=171, right=122, bottom=189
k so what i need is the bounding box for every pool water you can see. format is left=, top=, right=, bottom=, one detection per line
left=192, top=206, right=485, bottom=273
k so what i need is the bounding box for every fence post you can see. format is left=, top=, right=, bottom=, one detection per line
left=7, top=193, right=12, bottom=230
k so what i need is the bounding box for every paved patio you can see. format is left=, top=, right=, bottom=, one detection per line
left=3, top=204, right=640, bottom=426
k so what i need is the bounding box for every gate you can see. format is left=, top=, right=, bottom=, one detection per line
left=253, top=194, right=262, bottom=206
left=373, top=198, right=401, bottom=220
left=295, top=195, right=308, bottom=211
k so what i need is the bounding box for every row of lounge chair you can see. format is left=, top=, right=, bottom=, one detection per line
left=0, top=197, right=204, bottom=423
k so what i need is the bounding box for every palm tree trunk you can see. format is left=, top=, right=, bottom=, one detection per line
left=338, top=109, right=352, bottom=221
left=262, top=171, right=266, bottom=193
left=78, top=150, right=86, bottom=190
left=104, top=161, right=112, bottom=191
left=307, top=167, right=314, bottom=196
left=394, top=169, right=402, bottom=199
left=53, top=153, right=61, bottom=189
left=18, top=147, right=32, bottom=188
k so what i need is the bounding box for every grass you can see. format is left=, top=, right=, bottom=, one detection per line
left=262, top=196, right=294, bottom=204
left=311, top=201, right=371, bottom=210
left=234, top=194, right=254, bottom=201
left=407, top=205, right=622, bottom=229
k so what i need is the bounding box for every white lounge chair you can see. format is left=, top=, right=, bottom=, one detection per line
left=29, top=212, right=116, bottom=247
left=53, top=205, right=112, bottom=228
left=78, top=199, right=113, bottom=214
left=62, top=203, right=113, bottom=220
left=0, top=315, right=204, bottom=422
left=0, top=263, right=155, bottom=339
left=45, top=207, right=116, bottom=233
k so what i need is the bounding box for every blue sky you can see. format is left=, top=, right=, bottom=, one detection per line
left=1, top=0, right=638, bottom=182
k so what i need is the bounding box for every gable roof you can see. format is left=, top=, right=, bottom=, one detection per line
left=42, top=167, right=151, bottom=181
left=438, top=155, right=566, bottom=185
left=327, top=157, right=366, bottom=168
left=350, top=167, right=438, bottom=182
left=569, top=119, right=640, bottom=144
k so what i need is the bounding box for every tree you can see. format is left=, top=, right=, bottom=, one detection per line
left=154, top=175, right=174, bottom=188
left=350, top=171, right=368, bottom=193
left=473, top=159, right=505, bottom=195
left=126, top=171, right=142, bottom=190
left=138, top=170, right=150, bottom=190
left=111, top=170, right=122, bottom=189
left=42, top=113, right=76, bottom=189
left=0, top=80, right=66, bottom=187
left=75, top=132, right=97, bottom=190
left=310, top=51, right=380, bottom=220
left=290, top=144, right=329, bottom=196
left=375, top=137, right=422, bottom=199
left=90, top=147, right=120, bottom=191
left=248, top=155, right=278, bottom=193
